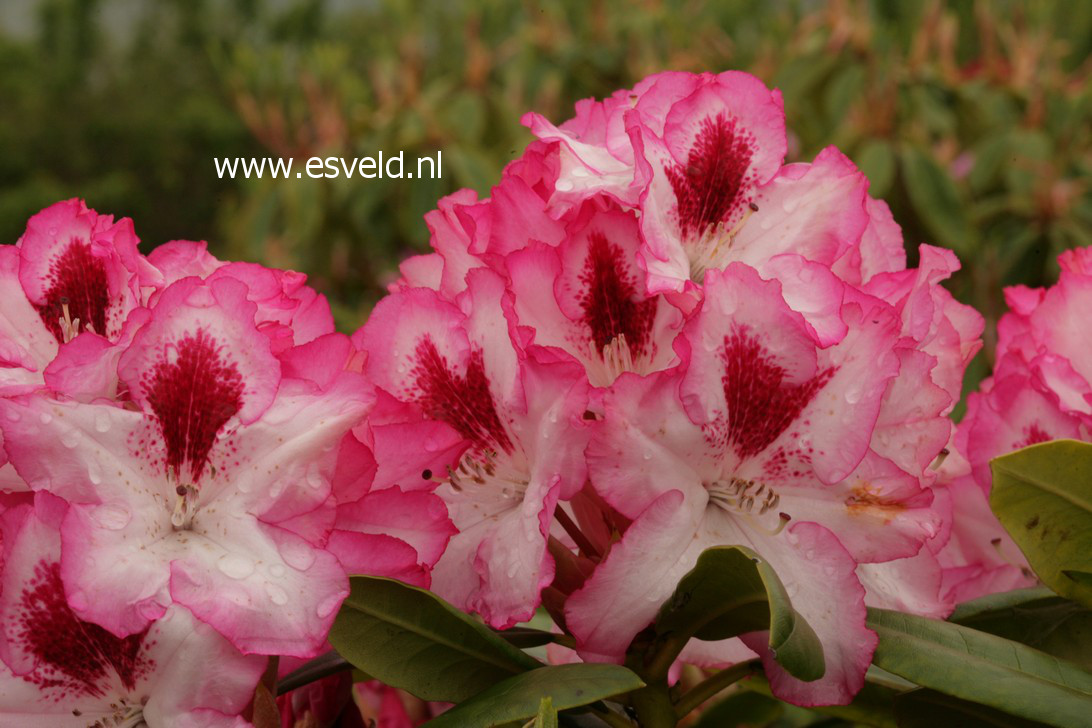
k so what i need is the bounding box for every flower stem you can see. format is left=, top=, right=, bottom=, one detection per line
left=672, top=660, right=759, bottom=719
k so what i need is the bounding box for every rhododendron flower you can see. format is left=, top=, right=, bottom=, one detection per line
left=0, top=200, right=159, bottom=395
left=0, top=492, right=265, bottom=726
left=939, top=248, right=1092, bottom=601
left=357, top=268, right=589, bottom=627
left=566, top=264, right=950, bottom=705
left=504, top=201, right=683, bottom=386
left=148, top=241, right=336, bottom=353
left=523, top=72, right=904, bottom=295
left=0, top=275, right=370, bottom=657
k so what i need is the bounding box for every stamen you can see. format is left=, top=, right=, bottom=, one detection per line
left=688, top=203, right=758, bottom=283
left=929, top=448, right=950, bottom=471
left=56, top=298, right=82, bottom=344
left=705, top=477, right=788, bottom=535
left=171, top=483, right=199, bottom=530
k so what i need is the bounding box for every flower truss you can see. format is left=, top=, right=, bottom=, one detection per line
left=0, top=202, right=452, bottom=723
left=368, top=69, right=983, bottom=708
left=1, top=69, right=1084, bottom=727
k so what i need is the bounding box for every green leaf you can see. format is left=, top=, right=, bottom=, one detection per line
left=532, top=696, right=558, bottom=728
left=496, top=626, right=561, bottom=649
left=893, top=689, right=1049, bottom=728
left=867, top=607, right=1092, bottom=727
left=741, top=668, right=899, bottom=728
left=692, top=690, right=783, bottom=728
left=899, top=144, right=976, bottom=255
left=329, top=576, right=541, bottom=702
left=949, top=587, right=1092, bottom=671
left=656, top=546, right=824, bottom=682
left=422, top=664, right=644, bottom=728
left=990, top=440, right=1092, bottom=607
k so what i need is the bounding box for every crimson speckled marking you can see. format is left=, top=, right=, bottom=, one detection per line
left=34, top=240, right=110, bottom=342
left=11, top=561, right=151, bottom=700
left=719, top=326, right=833, bottom=458
left=667, top=113, right=757, bottom=237
left=144, top=329, right=244, bottom=482
left=578, top=231, right=656, bottom=355
left=411, top=338, right=513, bottom=453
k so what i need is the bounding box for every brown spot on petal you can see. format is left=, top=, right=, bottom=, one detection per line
left=846, top=481, right=906, bottom=522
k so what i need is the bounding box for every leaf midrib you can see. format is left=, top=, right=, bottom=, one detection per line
left=993, top=461, right=1092, bottom=512
left=872, top=617, right=1092, bottom=697
left=343, top=595, right=535, bottom=674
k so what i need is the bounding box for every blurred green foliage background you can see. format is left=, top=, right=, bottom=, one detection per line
left=1, top=0, right=1090, bottom=397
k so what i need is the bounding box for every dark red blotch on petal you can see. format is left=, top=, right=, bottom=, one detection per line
left=145, top=329, right=244, bottom=482
left=1020, top=423, right=1051, bottom=449
left=667, top=113, right=757, bottom=238
left=34, top=240, right=110, bottom=342
left=578, top=232, right=656, bottom=356
left=411, top=339, right=512, bottom=453
left=11, top=561, right=150, bottom=700
left=720, top=326, right=833, bottom=458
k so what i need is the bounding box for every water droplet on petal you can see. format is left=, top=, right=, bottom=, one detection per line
left=94, top=411, right=111, bottom=432
left=306, top=468, right=325, bottom=489
left=279, top=540, right=316, bottom=571
left=805, top=549, right=815, bottom=560
left=217, top=553, right=255, bottom=580
left=506, top=561, right=520, bottom=578
left=61, top=430, right=81, bottom=449
left=555, top=178, right=574, bottom=192
left=68, top=592, right=90, bottom=614
left=823, top=565, right=835, bottom=576
left=265, top=583, right=289, bottom=606
left=316, top=593, right=342, bottom=618
left=93, top=502, right=130, bottom=530
left=87, top=463, right=103, bottom=485
left=269, top=563, right=286, bottom=578
left=39, top=412, right=53, bottom=424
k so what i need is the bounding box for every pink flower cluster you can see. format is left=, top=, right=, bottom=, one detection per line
left=365, top=71, right=983, bottom=706
left=938, top=248, right=1092, bottom=603
left=0, top=201, right=453, bottom=724
left=0, top=69, right=1071, bottom=722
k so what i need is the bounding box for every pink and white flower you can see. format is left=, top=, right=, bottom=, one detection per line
left=356, top=268, right=590, bottom=628
left=0, top=275, right=370, bottom=657
left=565, top=264, right=947, bottom=705
left=0, top=200, right=159, bottom=396
left=0, top=492, right=265, bottom=726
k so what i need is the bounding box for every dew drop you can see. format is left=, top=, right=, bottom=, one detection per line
left=39, top=412, right=53, bottom=424
left=87, top=463, right=103, bottom=485
left=68, top=590, right=89, bottom=611
left=316, top=593, right=343, bottom=618
left=61, top=430, right=81, bottom=449
left=93, top=502, right=131, bottom=530
left=265, top=583, right=289, bottom=606
left=844, top=385, right=862, bottom=405
left=306, top=468, right=325, bottom=489
left=805, top=549, right=815, bottom=560
left=823, top=565, right=835, bottom=576
left=94, top=411, right=111, bottom=433
left=269, top=563, right=286, bottom=578
left=279, top=540, right=316, bottom=571
left=506, top=561, right=520, bottom=578
left=555, top=178, right=574, bottom=192
left=217, top=553, right=255, bottom=580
